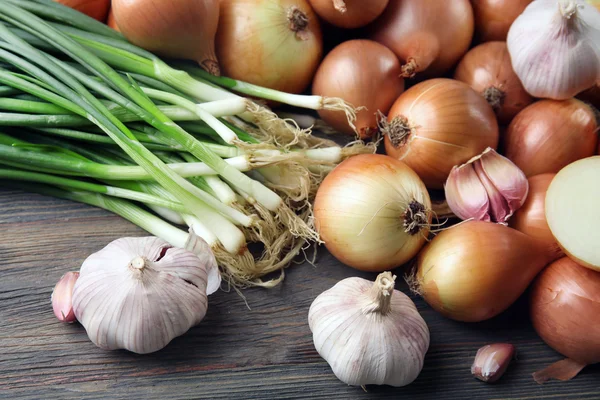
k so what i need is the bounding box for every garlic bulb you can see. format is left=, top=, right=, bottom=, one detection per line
left=308, top=272, right=430, bottom=387
left=507, top=0, right=600, bottom=99
left=72, top=236, right=212, bottom=354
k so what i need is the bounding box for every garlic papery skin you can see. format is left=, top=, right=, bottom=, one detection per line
left=51, top=271, right=79, bottom=323
left=445, top=147, right=529, bottom=223
left=507, top=0, right=600, bottom=100
left=308, top=272, right=430, bottom=387
left=72, top=237, right=209, bottom=354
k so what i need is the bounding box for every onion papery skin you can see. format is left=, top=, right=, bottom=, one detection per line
left=384, top=79, right=499, bottom=189
left=471, top=0, right=533, bottom=42
left=368, top=0, right=474, bottom=78
left=510, top=174, right=557, bottom=243
left=217, top=0, right=323, bottom=94
left=113, top=0, right=221, bottom=75
left=314, top=154, right=431, bottom=272
left=312, top=40, right=405, bottom=138
left=503, top=99, right=599, bottom=177
left=530, top=257, right=600, bottom=365
left=416, top=221, right=562, bottom=322
left=308, top=0, right=389, bottom=29
left=56, top=0, right=110, bottom=21
left=454, top=41, right=533, bottom=124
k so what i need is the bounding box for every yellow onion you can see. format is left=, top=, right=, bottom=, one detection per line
left=531, top=257, right=600, bottom=383
left=510, top=174, right=557, bottom=243
left=471, top=0, right=533, bottom=42
left=314, top=154, right=431, bottom=272
left=217, top=0, right=323, bottom=94
left=383, top=79, right=499, bottom=189
left=55, top=0, right=110, bottom=21
left=308, top=0, right=389, bottom=29
left=415, top=221, right=562, bottom=322
left=312, top=40, right=405, bottom=138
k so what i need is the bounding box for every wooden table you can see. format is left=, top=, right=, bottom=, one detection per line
left=1, top=187, right=598, bottom=399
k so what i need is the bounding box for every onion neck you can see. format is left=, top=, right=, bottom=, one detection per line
left=362, top=272, right=396, bottom=315
left=288, top=7, right=310, bottom=40
left=483, top=86, right=506, bottom=111
left=400, top=33, right=440, bottom=78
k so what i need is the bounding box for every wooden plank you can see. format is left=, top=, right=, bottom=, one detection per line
left=0, top=188, right=598, bottom=399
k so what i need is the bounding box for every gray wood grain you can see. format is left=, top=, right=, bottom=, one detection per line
left=1, top=188, right=599, bottom=400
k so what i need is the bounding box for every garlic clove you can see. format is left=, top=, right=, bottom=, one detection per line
left=72, top=237, right=209, bottom=354
left=51, top=271, right=79, bottom=323
left=308, top=272, right=430, bottom=387
left=185, top=227, right=220, bottom=295
left=445, top=164, right=491, bottom=221
left=471, top=343, right=516, bottom=383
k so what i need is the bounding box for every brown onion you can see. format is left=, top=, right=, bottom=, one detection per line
left=530, top=257, right=600, bottom=383
left=217, top=0, right=323, bottom=94
left=471, top=0, right=533, bottom=42
left=369, top=0, right=474, bottom=78
left=312, top=40, right=404, bottom=138
left=308, top=0, right=389, bottom=29
left=112, top=0, right=220, bottom=75
left=416, top=221, right=562, bottom=322
left=383, top=79, right=499, bottom=189
left=503, top=99, right=599, bottom=177
left=107, top=7, right=119, bottom=31
left=454, top=41, right=533, bottom=124
left=510, top=174, right=556, bottom=243
left=56, top=0, right=110, bottom=21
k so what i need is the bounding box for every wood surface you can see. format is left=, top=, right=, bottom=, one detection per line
left=1, top=187, right=599, bottom=400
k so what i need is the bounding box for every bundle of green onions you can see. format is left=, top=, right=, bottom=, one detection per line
left=0, top=0, right=373, bottom=288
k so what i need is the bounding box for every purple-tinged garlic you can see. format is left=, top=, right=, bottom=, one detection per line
left=72, top=236, right=213, bottom=354
left=471, top=343, right=516, bottom=383
left=51, top=271, right=79, bottom=323
left=445, top=147, right=529, bottom=223
left=308, top=272, right=430, bottom=387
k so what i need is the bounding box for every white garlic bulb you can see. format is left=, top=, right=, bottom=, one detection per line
left=308, top=272, right=430, bottom=387
left=72, top=236, right=212, bottom=354
left=507, top=0, right=600, bottom=100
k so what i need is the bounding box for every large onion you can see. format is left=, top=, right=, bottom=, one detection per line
left=308, top=0, right=389, bottom=28
left=217, top=0, right=323, bottom=94
left=314, top=154, right=431, bottom=272
left=55, top=0, right=110, bottom=21
left=471, top=0, right=533, bottom=42
left=530, top=257, right=600, bottom=383
left=545, top=157, right=600, bottom=270
left=383, top=79, right=499, bottom=189
left=503, top=99, right=598, bottom=177
left=112, top=0, right=221, bottom=75
left=312, top=40, right=405, bottom=138
left=454, top=41, right=533, bottom=124
left=416, top=221, right=562, bottom=322
left=510, top=174, right=556, bottom=243
left=369, top=0, right=474, bottom=78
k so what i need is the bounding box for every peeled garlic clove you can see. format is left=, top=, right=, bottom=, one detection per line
left=471, top=343, right=516, bottom=383
left=72, top=237, right=209, bottom=354
left=445, top=148, right=528, bottom=223
left=184, top=227, right=220, bottom=295
left=51, top=271, right=79, bottom=323
left=308, top=272, right=430, bottom=387
left=507, top=0, right=600, bottom=99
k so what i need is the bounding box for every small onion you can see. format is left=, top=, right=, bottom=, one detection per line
left=471, top=0, right=533, bottom=42
left=454, top=41, right=533, bottom=124
left=112, top=0, right=221, bottom=75
left=383, top=78, right=499, bottom=189
left=510, top=174, right=557, bottom=243
left=312, top=40, right=405, bottom=138
left=217, top=0, right=323, bottom=94
left=308, top=0, right=389, bottom=29
left=503, top=99, right=598, bottom=177
left=530, top=257, right=600, bottom=382
left=55, top=0, right=110, bottom=21
left=314, top=154, right=431, bottom=272
left=415, top=221, right=562, bottom=322
left=369, top=0, right=474, bottom=78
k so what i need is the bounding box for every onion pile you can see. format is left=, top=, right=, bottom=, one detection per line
left=383, top=79, right=499, bottom=189
left=471, top=0, right=533, bottom=42
left=56, top=0, right=110, bottom=21
left=312, top=40, right=404, bottom=138
left=217, top=0, right=323, bottom=94
left=308, top=0, right=389, bottom=28
left=503, top=99, right=598, bottom=177
left=454, top=41, right=533, bottom=124
left=369, top=0, right=474, bottom=78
